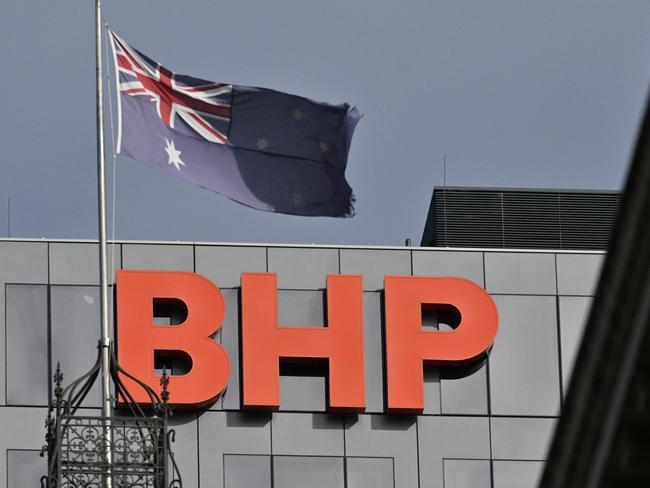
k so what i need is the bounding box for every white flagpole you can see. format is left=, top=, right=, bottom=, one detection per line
left=95, top=0, right=113, bottom=485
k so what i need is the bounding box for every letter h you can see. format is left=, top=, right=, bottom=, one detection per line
left=241, top=273, right=365, bottom=411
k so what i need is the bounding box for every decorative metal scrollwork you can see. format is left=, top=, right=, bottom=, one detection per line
left=42, top=343, right=182, bottom=488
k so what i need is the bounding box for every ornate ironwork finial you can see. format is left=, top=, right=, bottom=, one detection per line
left=42, top=346, right=183, bottom=487
left=161, top=367, right=170, bottom=406
left=41, top=373, right=56, bottom=462
left=53, top=362, right=63, bottom=405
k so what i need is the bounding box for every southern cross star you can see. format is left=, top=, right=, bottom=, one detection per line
left=291, top=193, right=305, bottom=207
left=164, top=138, right=186, bottom=171
left=256, top=137, right=270, bottom=151
left=292, top=108, right=305, bottom=121
left=319, top=141, right=330, bottom=154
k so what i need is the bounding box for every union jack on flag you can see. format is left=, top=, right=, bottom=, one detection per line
left=110, top=31, right=231, bottom=145
left=108, top=30, right=361, bottom=218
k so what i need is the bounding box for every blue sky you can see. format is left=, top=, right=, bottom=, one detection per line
left=1, top=0, right=648, bottom=245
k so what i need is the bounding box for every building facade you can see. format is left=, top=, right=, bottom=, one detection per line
left=0, top=239, right=603, bottom=488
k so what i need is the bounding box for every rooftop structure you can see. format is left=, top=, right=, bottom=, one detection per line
left=421, top=187, right=620, bottom=250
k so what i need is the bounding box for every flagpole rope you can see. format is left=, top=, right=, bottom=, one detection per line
left=104, top=24, right=118, bottom=320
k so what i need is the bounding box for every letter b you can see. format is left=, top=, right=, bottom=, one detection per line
left=116, top=270, right=230, bottom=407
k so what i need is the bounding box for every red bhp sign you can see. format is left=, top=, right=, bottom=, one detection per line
left=116, top=270, right=498, bottom=413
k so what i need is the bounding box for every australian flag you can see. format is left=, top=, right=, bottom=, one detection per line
left=109, top=31, right=360, bottom=217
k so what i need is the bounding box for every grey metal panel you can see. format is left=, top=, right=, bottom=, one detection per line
left=492, top=460, right=545, bottom=488
left=0, top=291, right=4, bottom=407
left=6, top=285, right=48, bottom=406
left=489, top=295, right=561, bottom=416
left=0, top=407, right=51, bottom=488
left=339, top=249, right=411, bottom=291
left=412, top=251, right=484, bottom=286
left=0, top=242, right=47, bottom=407
left=418, top=416, right=491, bottom=488
left=345, top=415, right=418, bottom=488
left=363, top=293, right=384, bottom=413
left=49, top=242, right=121, bottom=284
left=224, top=455, right=271, bottom=488
left=279, top=376, right=326, bottom=411
left=274, top=456, right=344, bottom=488
left=195, top=245, right=266, bottom=288
left=443, top=459, right=491, bottom=488
left=423, top=368, right=441, bottom=415
left=198, top=411, right=271, bottom=488
left=558, top=297, right=592, bottom=390
left=272, top=413, right=343, bottom=456
left=346, top=457, right=394, bottom=488
left=7, top=450, right=45, bottom=488
left=484, top=253, right=557, bottom=295
left=220, top=289, right=239, bottom=410
left=121, top=244, right=194, bottom=270
left=556, top=254, right=603, bottom=296
left=440, top=363, right=488, bottom=415
left=50, top=286, right=104, bottom=407
left=278, top=290, right=324, bottom=326
left=267, top=248, right=338, bottom=290
left=168, top=413, right=199, bottom=488
left=491, top=417, right=556, bottom=460
left=0, top=241, right=48, bottom=283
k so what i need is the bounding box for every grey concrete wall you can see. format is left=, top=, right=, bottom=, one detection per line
left=0, top=240, right=604, bottom=488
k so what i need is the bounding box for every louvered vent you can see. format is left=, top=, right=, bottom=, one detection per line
left=421, top=187, right=620, bottom=250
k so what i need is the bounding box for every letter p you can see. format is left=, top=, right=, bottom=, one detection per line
left=385, top=276, right=498, bottom=412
